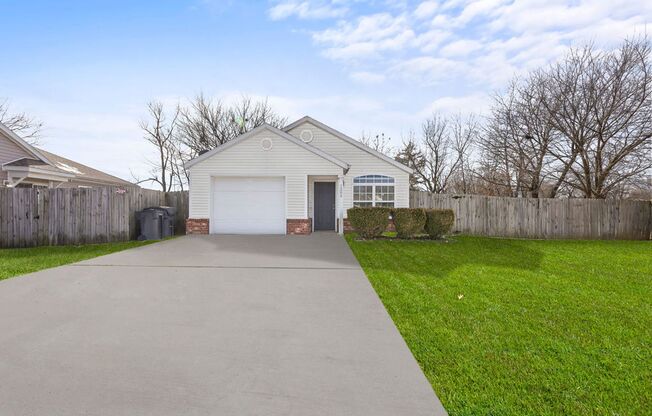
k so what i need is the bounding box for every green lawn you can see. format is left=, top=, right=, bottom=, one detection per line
left=346, top=235, right=652, bottom=416
left=0, top=241, right=155, bottom=281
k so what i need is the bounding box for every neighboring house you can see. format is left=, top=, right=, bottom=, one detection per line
left=185, top=116, right=412, bottom=235
left=0, top=122, right=135, bottom=188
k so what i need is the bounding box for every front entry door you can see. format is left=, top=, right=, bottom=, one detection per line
left=314, top=182, right=336, bottom=231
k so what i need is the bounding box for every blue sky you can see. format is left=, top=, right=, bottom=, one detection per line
left=2, top=0, right=650, bottom=185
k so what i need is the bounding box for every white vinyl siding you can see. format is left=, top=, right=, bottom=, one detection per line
left=287, top=122, right=410, bottom=216
left=188, top=129, right=342, bottom=219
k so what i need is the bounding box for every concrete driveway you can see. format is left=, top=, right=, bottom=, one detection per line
left=0, top=234, right=446, bottom=416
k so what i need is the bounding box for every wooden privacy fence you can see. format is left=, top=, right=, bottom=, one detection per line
left=410, top=191, right=652, bottom=240
left=0, top=187, right=189, bottom=248
left=2, top=188, right=650, bottom=246
left=164, top=190, right=189, bottom=236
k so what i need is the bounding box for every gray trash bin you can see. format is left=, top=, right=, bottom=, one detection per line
left=136, top=206, right=176, bottom=240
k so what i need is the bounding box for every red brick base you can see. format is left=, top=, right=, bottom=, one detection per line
left=186, top=218, right=209, bottom=235
left=287, top=219, right=312, bottom=235
left=343, top=218, right=395, bottom=234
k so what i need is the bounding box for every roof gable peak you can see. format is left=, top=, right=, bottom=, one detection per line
left=283, top=116, right=412, bottom=174
left=184, top=123, right=349, bottom=170
left=0, top=122, right=53, bottom=165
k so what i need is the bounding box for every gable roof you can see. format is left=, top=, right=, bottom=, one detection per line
left=184, top=123, right=350, bottom=170
left=0, top=122, right=134, bottom=187
left=35, top=148, right=135, bottom=186
left=283, top=116, right=413, bottom=174
left=0, top=122, right=53, bottom=165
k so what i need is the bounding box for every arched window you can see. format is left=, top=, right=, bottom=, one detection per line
left=353, top=175, right=395, bottom=207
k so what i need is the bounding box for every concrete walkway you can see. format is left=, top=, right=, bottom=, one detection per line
left=0, top=234, right=446, bottom=415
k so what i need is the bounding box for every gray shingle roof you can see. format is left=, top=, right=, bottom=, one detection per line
left=35, top=148, right=135, bottom=186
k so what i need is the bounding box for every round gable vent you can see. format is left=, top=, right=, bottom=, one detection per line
left=261, top=138, right=273, bottom=151
left=300, top=129, right=313, bottom=143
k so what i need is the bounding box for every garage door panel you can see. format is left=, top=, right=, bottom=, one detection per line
left=215, top=193, right=280, bottom=216
left=214, top=177, right=285, bottom=192
left=211, top=177, right=286, bottom=234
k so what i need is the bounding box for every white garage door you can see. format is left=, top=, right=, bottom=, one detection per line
left=211, top=177, right=286, bottom=234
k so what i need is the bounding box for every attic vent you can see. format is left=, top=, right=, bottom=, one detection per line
left=300, top=129, right=313, bottom=143
left=261, top=138, right=273, bottom=151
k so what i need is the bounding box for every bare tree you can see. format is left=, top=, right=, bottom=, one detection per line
left=136, top=94, right=287, bottom=191
left=177, top=94, right=287, bottom=159
left=397, top=113, right=477, bottom=193
left=229, top=96, right=287, bottom=138
left=0, top=99, right=42, bottom=144
left=176, top=94, right=229, bottom=156
left=479, top=77, right=560, bottom=197
left=138, top=101, right=181, bottom=192
left=480, top=36, right=652, bottom=199
left=449, top=113, right=479, bottom=194
left=360, top=131, right=393, bottom=155
left=562, top=37, right=652, bottom=198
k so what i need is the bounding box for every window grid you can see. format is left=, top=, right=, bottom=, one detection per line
left=353, top=175, right=395, bottom=184
left=353, top=175, right=395, bottom=208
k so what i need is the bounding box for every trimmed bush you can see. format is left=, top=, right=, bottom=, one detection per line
left=424, top=209, right=455, bottom=239
left=347, top=207, right=391, bottom=238
left=392, top=208, right=426, bottom=238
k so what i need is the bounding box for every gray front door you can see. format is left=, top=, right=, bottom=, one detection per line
left=314, top=182, right=336, bottom=231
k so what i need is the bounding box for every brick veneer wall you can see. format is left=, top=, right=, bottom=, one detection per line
left=186, top=218, right=209, bottom=234
left=287, top=219, right=312, bottom=235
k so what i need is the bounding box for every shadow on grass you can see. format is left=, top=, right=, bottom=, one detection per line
left=348, top=236, right=546, bottom=279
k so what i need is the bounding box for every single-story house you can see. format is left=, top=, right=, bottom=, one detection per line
left=185, top=116, right=412, bottom=235
left=0, top=122, right=135, bottom=188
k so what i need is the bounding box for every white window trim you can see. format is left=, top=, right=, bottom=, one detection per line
left=353, top=175, right=395, bottom=207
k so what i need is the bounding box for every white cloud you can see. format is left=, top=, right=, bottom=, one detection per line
left=350, top=71, right=386, bottom=83
left=285, top=0, right=652, bottom=102
left=420, top=93, right=490, bottom=116
left=264, top=0, right=652, bottom=123
left=390, top=56, right=464, bottom=85
left=414, top=29, right=452, bottom=52
left=268, top=0, right=348, bottom=20
left=314, top=13, right=416, bottom=59
left=454, top=0, right=506, bottom=25
left=439, top=39, right=482, bottom=57
left=414, top=1, right=439, bottom=19
left=314, top=12, right=410, bottom=45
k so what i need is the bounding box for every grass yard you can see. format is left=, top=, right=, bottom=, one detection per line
left=0, top=241, right=155, bottom=281
left=346, top=235, right=652, bottom=416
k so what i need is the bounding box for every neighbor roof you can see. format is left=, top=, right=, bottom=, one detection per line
left=0, top=122, right=135, bottom=187
left=185, top=123, right=350, bottom=170
left=35, top=148, right=135, bottom=186
left=0, top=122, right=53, bottom=165
left=283, top=116, right=413, bottom=174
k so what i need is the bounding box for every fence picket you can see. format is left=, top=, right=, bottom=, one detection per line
left=0, top=188, right=189, bottom=248
left=409, top=191, right=651, bottom=240
left=1, top=188, right=648, bottom=247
